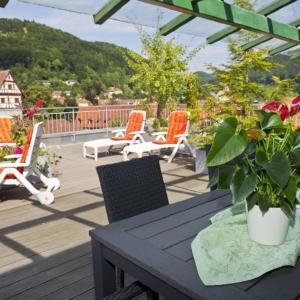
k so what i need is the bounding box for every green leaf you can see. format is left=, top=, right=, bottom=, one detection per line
left=255, top=150, right=268, bottom=168
left=258, top=194, right=271, bottom=215
left=265, top=151, right=291, bottom=188
left=256, top=110, right=283, bottom=130
left=283, top=176, right=297, bottom=203
left=230, top=169, right=257, bottom=204
left=206, top=117, right=248, bottom=167
left=290, top=148, right=300, bottom=167
left=247, top=192, right=258, bottom=211
left=218, top=166, right=235, bottom=190
left=279, top=197, right=294, bottom=218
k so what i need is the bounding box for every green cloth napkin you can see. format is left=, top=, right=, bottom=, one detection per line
left=191, top=205, right=300, bottom=286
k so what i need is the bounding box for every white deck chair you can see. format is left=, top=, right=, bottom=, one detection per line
left=0, top=122, right=60, bottom=205
left=123, top=111, right=195, bottom=163
left=83, top=110, right=146, bottom=160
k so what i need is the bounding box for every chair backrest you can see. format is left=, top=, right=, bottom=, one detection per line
left=96, top=155, right=169, bottom=223
left=124, top=110, right=146, bottom=139
left=166, top=111, right=189, bottom=144
left=22, top=122, right=43, bottom=169
left=0, top=117, right=13, bottom=143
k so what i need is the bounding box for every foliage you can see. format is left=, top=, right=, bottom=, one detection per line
left=12, top=100, right=45, bottom=145
left=185, top=74, right=200, bottom=123
left=0, top=146, right=13, bottom=162
left=152, top=118, right=168, bottom=131
left=126, top=29, right=198, bottom=118
left=37, top=146, right=62, bottom=175
left=0, top=18, right=133, bottom=106
left=206, top=108, right=300, bottom=218
left=268, top=76, right=296, bottom=101
left=111, top=118, right=123, bottom=127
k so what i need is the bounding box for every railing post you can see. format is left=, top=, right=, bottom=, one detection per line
left=72, top=108, right=75, bottom=133
left=105, top=106, right=108, bottom=137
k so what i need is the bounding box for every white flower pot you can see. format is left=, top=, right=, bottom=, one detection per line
left=246, top=205, right=290, bottom=246
left=296, top=205, right=300, bottom=218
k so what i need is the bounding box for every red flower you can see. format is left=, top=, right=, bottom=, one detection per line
left=13, top=146, right=23, bottom=155
left=290, top=95, right=300, bottom=115
left=34, top=100, right=44, bottom=108
left=263, top=101, right=289, bottom=121
left=26, top=108, right=37, bottom=119
left=279, top=105, right=289, bottom=121
left=263, top=102, right=282, bottom=111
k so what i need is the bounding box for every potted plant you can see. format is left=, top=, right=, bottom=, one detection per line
left=206, top=107, right=300, bottom=246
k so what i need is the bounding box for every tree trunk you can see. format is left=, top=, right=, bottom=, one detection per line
left=156, top=104, right=163, bottom=119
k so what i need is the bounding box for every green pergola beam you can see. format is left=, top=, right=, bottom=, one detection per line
left=160, top=14, right=195, bottom=36
left=94, top=0, right=129, bottom=25
left=269, top=41, right=298, bottom=56
left=207, top=0, right=298, bottom=44
left=149, top=0, right=300, bottom=44
left=242, top=17, right=300, bottom=51
left=0, top=0, right=9, bottom=7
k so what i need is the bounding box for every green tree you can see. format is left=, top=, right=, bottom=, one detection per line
left=185, top=74, right=200, bottom=123
left=269, top=76, right=296, bottom=101
left=127, top=29, right=197, bottom=118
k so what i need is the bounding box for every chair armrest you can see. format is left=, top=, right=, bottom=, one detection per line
left=0, top=162, right=26, bottom=168
left=152, top=131, right=167, bottom=136
left=112, top=129, right=125, bottom=133
left=175, top=133, right=189, bottom=138
left=130, top=131, right=145, bottom=135
left=4, top=154, right=22, bottom=159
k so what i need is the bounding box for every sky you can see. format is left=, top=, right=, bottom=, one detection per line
left=0, top=0, right=299, bottom=72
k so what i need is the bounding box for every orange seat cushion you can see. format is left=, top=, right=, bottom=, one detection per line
left=111, top=112, right=144, bottom=141
left=153, top=111, right=187, bottom=145
left=0, top=118, right=13, bottom=143
left=0, top=128, right=33, bottom=180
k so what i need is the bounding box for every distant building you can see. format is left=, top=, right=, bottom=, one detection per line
left=77, top=98, right=93, bottom=107
left=0, top=70, right=22, bottom=110
left=40, top=80, right=51, bottom=87
left=52, top=91, right=66, bottom=105
left=65, top=80, right=77, bottom=87
left=107, top=87, right=123, bottom=99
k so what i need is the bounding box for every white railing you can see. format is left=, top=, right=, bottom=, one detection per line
left=33, top=105, right=139, bottom=136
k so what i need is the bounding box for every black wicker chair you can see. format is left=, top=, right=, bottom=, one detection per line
left=96, top=155, right=169, bottom=300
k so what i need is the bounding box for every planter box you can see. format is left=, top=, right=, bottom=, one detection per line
left=195, top=149, right=208, bottom=174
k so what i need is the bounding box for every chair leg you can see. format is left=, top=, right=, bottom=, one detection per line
left=167, top=146, right=179, bottom=163
left=115, top=267, right=125, bottom=289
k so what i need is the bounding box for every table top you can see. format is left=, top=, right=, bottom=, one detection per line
left=90, top=190, right=300, bottom=300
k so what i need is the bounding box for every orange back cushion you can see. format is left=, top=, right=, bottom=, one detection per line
left=0, top=118, right=13, bottom=143
left=166, top=111, right=188, bottom=144
left=124, top=112, right=144, bottom=139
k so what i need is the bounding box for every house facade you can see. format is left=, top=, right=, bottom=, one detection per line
left=0, top=70, right=22, bottom=109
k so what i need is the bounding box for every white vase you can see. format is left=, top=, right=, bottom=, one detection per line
left=246, top=205, right=290, bottom=246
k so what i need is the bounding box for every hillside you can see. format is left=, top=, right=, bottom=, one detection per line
left=0, top=18, right=133, bottom=105
left=197, top=53, right=300, bottom=91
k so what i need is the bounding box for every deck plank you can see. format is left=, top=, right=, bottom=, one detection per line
left=0, top=143, right=207, bottom=299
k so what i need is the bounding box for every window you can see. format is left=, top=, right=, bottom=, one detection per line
left=15, top=98, right=19, bottom=103
left=0, top=98, right=5, bottom=104
left=8, top=84, right=13, bottom=90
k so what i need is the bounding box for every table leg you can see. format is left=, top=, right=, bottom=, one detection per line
left=91, top=238, right=116, bottom=300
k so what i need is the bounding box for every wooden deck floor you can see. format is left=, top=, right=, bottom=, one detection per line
left=0, top=143, right=209, bottom=300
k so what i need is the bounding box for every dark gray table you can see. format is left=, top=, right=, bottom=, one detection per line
left=90, top=190, right=300, bottom=300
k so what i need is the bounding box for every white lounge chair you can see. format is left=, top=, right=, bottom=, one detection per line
left=0, top=122, right=60, bottom=205
left=123, top=111, right=195, bottom=163
left=83, top=110, right=146, bottom=160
